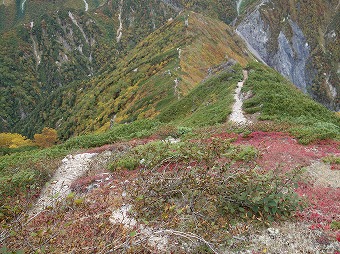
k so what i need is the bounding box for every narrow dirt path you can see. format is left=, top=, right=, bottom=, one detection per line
left=83, top=0, right=88, bottom=11
left=30, top=153, right=97, bottom=215
left=229, top=70, right=250, bottom=124
left=21, top=0, right=27, bottom=12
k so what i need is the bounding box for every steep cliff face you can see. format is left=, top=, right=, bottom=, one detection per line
left=237, top=8, right=312, bottom=93
left=236, top=0, right=339, bottom=110
left=271, top=20, right=311, bottom=93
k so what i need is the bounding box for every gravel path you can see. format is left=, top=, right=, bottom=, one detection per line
left=31, top=153, right=97, bottom=214
left=83, top=0, right=88, bottom=11
left=236, top=0, right=242, bottom=15
left=229, top=70, right=250, bottom=124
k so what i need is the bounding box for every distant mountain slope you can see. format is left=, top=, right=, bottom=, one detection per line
left=0, top=0, right=178, bottom=132
left=0, top=0, right=242, bottom=134
left=17, top=12, right=250, bottom=139
left=1, top=0, right=339, bottom=139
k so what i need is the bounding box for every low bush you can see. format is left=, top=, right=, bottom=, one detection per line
left=62, top=119, right=160, bottom=149
left=290, top=122, right=340, bottom=144
left=127, top=163, right=303, bottom=250
left=108, top=137, right=258, bottom=171
left=322, top=155, right=340, bottom=164
left=243, top=62, right=340, bottom=144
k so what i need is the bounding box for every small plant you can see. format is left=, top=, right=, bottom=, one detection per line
left=108, top=140, right=176, bottom=171
left=108, top=137, right=258, bottom=172
left=330, top=221, right=340, bottom=230
left=114, top=157, right=139, bottom=171
left=322, top=155, right=340, bottom=164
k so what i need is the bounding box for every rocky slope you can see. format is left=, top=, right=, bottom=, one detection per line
left=236, top=0, right=340, bottom=110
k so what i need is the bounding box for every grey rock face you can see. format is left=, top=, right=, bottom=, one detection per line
left=237, top=9, right=269, bottom=64
left=237, top=8, right=312, bottom=94
left=269, top=20, right=311, bottom=93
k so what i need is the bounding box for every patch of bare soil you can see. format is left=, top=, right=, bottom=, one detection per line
left=307, top=161, right=340, bottom=188
left=248, top=221, right=340, bottom=253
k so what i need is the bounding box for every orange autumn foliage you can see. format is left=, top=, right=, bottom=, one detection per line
left=34, top=127, right=58, bottom=148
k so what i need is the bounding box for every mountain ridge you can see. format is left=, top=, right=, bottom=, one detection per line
left=0, top=0, right=339, bottom=139
left=0, top=1, right=340, bottom=252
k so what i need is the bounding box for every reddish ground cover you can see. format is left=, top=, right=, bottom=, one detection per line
left=213, top=131, right=340, bottom=236
left=233, top=131, right=340, bottom=171
left=235, top=132, right=340, bottom=237
left=82, top=131, right=340, bottom=238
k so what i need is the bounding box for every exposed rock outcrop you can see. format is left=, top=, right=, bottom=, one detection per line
left=237, top=7, right=312, bottom=93
left=236, top=0, right=339, bottom=110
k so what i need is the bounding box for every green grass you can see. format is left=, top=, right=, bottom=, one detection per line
left=243, top=62, right=340, bottom=143
left=108, top=136, right=258, bottom=171
left=322, top=155, right=340, bottom=164
left=157, top=64, right=243, bottom=126
left=62, top=119, right=161, bottom=149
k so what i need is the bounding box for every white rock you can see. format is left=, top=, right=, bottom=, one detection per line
left=109, top=205, right=137, bottom=228
left=268, top=227, right=280, bottom=236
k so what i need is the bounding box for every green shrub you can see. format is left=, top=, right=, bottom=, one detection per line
left=330, top=221, right=340, bottom=230
left=113, top=157, right=139, bottom=171
left=322, top=155, right=340, bottom=164
left=244, top=62, right=340, bottom=144
left=63, top=119, right=160, bottom=149
left=108, top=137, right=258, bottom=172
left=128, top=164, right=303, bottom=248
left=219, top=168, right=302, bottom=220
left=290, top=122, right=340, bottom=144
left=109, top=140, right=176, bottom=171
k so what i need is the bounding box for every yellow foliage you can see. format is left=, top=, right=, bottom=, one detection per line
left=137, top=108, right=159, bottom=119
left=34, top=127, right=58, bottom=148
left=115, top=114, right=128, bottom=123
left=181, top=12, right=249, bottom=87
left=0, top=133, right=33, bottom=148
left=95, top=122, right=111, bottom=133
